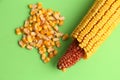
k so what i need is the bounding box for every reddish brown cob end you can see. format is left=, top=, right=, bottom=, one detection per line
left=57, top=39, right=85, bottom=71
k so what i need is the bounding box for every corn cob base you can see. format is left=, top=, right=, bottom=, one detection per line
left=57, top=39, right=85, bottom=71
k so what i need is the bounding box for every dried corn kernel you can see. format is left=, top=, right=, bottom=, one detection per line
left=44, top=57, right=50, bottom=63
left=53, top=49, right=58, bottom=56
left=26, top=45, right=33, bottom=50
left=55, top=41, right=61, bottom=47
left=18, top=40, right=26, bottom=48
left=48, top=52, right=54, bottom=58
left=59, top=20, right=64, bottom=26
left=62, top=34, right=69, bottom=40
left=29, top=4, right=33, bottom=9
left=27, top=35, right=33, bottom=42
left=16, top=28, right=22, bottom=35
left=37, top=2, right=42, bottom=9
left=41, top=53, right=46, bottom=60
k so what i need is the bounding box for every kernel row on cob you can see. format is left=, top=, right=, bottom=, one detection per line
left=57, top=0, right=120, bottom=71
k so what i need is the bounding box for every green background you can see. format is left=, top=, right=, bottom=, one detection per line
left=0, top=0, right=120, bottom=80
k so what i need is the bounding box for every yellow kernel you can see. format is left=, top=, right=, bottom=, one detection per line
left=47, top=47, right=54, bottom=53
left=29, top=42, right=36, bottom=47
left=53, top=12, right=60, bottom=19
left=33, top=15, right=37, bottom=22
left=39, top=50, right=45, bottom=54
left=41, top=8, right=46, bottom=14
left=53, top=26, right=58, bottom=31
left=26, top=45, right=33, bottom=50
left=39, top=46, right=46, bottom=54
left=27, top=35, right=33, bottom=42
left=30, top=11, right=35, bottom=15
left=46, top=31, right=52, bottom=36
left=22, top=36, right=28, bottom=43
left=44, top=57, right=50, bottom=63
left=23, top=28, right=29, bottom=34
left=51, top=41, right=55, bottom=46
left=55, top=41, right=61, bottom=47
left=30, top=32, right=36, bottom=36
left=49, top=21, right=55, bottom=27
left=19, top=40, right=26, bottom=48
left=36, top=18, right=41, bottom=22
left=37, top=2, right=42, bottom=9
left=56, top=20, right=59, bottom=24
left=62, top=34, right=69, bottom=40
left=48, top=52, right=54, bottom=58
left=62, top=68, right=66, bottom=72
left=41, top=53, right=46, bottom=60
left=16, top=28, right=22, bottom=35
left=59, top=16, right=65, bottom=21
left=47, top=9, right=53, bottom=15
left=29, top=4, right=33, bottom=9
left=59, top=20, right=64, bottom=26
left=53, top=49, right=58, bottom=56
left=53, top=38, right=59, bottom=41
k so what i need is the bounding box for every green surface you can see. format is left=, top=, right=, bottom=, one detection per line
left=0, top=0, right=120, bottom=80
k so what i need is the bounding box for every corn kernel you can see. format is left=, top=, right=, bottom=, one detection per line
left=62, top=34, right=69, bottom=40
left=22, top=36, right=28, bottom=43
left=30, top=10, right=35, bottom=15
left=26, top=45, right=33, bottom=50
left=47, top=47, right=54, bottom=53
left=48, top=52, right=54, bottom=58
left=41, top=53, right=46, bottom=60
left=47, top=9, right=53, bottom=15
left=53, top=49, right=58, bottom=56
left=44, top=57, right=50, bottom=63
left=27, top=35, right=33, bottom=42
left=19, top=40, right=26, bottom=48
left=59, top=20, right=64, bottom=26
left=37, top=2, right=42, bottom=9
left=16, top=28, right=22, bottom=35
left=53, top=12, right=60, bottom=19
left=29, top=4, right=33, bottom=9
left=55, top=41, right=61, bottom=47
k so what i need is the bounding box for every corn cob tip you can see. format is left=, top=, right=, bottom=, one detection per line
left=57, top=39, right=85, bottom=71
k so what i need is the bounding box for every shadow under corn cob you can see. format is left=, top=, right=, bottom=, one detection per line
left=57, top=0, right=120, bottom=71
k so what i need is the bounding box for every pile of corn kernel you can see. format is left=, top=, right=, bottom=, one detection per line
left=15, top=3, right=69, bottom=63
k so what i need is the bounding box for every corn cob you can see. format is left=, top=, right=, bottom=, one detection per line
left=57, top=0, right=120, bottom=71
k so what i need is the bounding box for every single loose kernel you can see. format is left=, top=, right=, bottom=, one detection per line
left=27, top=35, right=33, bottom=42
left=16, top=28, right=22, bottom=35
left=26, top=45, right=33, bottom=50
left=48, top=52, right=54, bottom=58
left=37, top=2, right=42, bottom=9
left=47, top=47, right=54, bottom=53
left=19, top=40, right=26, bottom=48
left=29, top=4, right=33, bottom=9
left=59, top=16, right=65, bottom=21
left=55, top=41, right=61, bottom=47
left=62, top=34, right=69, bottom=40
left=53, top=49, right=58, bottom=56
left=58, top=20, right=64, bottom=26
left=44, top=57, right=50, bottom=63
left=53, top=12, right=60, bottom=19
left=41, top=53, right=46, bottom=60
left=62, top=68, right=66, bottom=72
